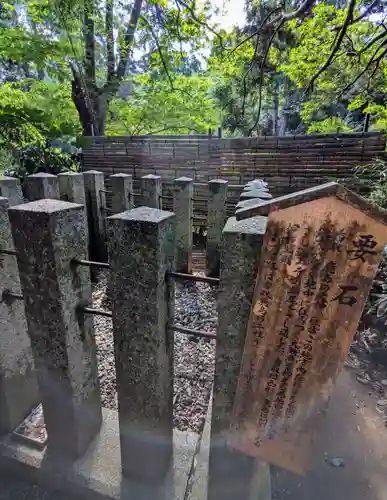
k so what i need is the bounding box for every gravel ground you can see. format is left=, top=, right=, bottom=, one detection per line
left=91, top=269, right=216, bottom=434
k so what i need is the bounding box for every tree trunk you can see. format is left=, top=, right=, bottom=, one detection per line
left=273, top=89, right=279, bottom=136
left=71, top=78, right=108, bottom=136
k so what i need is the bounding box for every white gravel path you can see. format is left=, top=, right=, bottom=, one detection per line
left=91, top=270, right=216, bottom=434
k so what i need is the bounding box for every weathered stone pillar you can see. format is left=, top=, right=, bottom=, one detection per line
left=208, top=215, right=271, bottom=500
left=110, top=173, right=133, bottom=213
left=0, top=176, right=23, bottom=206
left=141, top=174, right=162, bottom=209
left=9, top=199, right=102, bottom=458
left=107, top=207, right=175, bottom=482
left=0, top=197, right=39, bottom=435
left=58, top=172, right=86, bottom=205
left=174, top=177, right=193, bottom=273
left=207, top=179, right=228, bottom=277
left=83, top=170, right=107, bottom=262
left=24, top=172, right=59, bottom=201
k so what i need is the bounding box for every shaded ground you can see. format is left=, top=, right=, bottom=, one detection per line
left=273, top=367, right=387, bottom=500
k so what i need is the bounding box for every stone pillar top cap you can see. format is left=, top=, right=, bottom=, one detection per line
left=141, top=174, right=161, bottom=179
left=209, top=179, right=228, bottom=184
left=58, top=171, right=83, bottom=177
left=27, top=172, right=57, bottom=178
left=108, top=206, right=174, bottom=223
left=0, top=175, right=18, bottom=182
left=175, top=176, right=193, bottom=182
left=9, top=199, right=83, bottom=214
left=83, top=170, right=103, bottom=175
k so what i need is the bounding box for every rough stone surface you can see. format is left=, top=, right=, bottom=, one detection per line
left=58, top=172, right=86, bottom=205
left=208, top=215, right=269, bottom=500
left=0, top=197, right=39, bottom=434
left=23, top=173, right=59, bottom=201
left=107, top=207, right=175, bottom=481
left=173, top=177, right=193, bottom=273
left=8, top=199, right=102, bottom=458
left=246, top=179, right=268, bottom=189
left=91, top=267, right=216, bottom=435
left=206, top=180, right=228, bottom=277
left=83, top=170, right=107, bottom=262
left=109, top=174, right=132, bottom=214
left=0, top=177, right=23, bottom=207
left=173, top=277, right=216, bottom=433
left=140, top=174, right=162, bottom=209
left=0, top=408, right=199, bottom=500
left=236, top=198, right=266, bottom=210
left=240, top=190, right=273, bottom=200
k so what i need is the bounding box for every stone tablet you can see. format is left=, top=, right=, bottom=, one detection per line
left=229, top=183, right=387, bottom=474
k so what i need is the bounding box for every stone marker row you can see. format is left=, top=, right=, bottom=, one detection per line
left=0, top=196, right=176, bottom=488
left=1, top=172, right=234, bottom=277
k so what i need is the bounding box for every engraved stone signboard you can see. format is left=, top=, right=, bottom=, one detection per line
left=229, top=183, right=387, bottom=474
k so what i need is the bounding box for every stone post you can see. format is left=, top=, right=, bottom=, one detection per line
left=208, top=216, right=271, bottom=500
left=0, top=197, right=39, bottom=435
left=83, top=170, right=107, bottom=262
left=107, top=207, right=175, bottom=482
left=58, top=172, right=86, bottom=205
left=141, top=174, right=162, bottom=209
left=0, top=176, right=23, bottom=206
left=24, top=172, right=59, bottom=201
left=173, top=177, right=193, bottom=273
left=207, top=179, right=228, bottom=277
left=110, top=173, right=133, bottom=213
left=9, top=199, right=102, bottom=458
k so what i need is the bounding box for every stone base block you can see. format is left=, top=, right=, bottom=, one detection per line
left=0, top=409, right=199, bottom=500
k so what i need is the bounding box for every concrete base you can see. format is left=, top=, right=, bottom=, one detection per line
left=0, top=408, right=199, bottom=500
left=188, top=398, right=271, bottom=500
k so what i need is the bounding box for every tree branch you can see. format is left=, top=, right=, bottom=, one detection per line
left=240, top=34, right=260, bottom=119
left=227, top=7, right=281, bottom=58
left=142, top=16, right=174, bottom=90
left=306, top=0, right=356, bottom=93
left=280, top=0, right=316, bottom=22
left=106, top=0, right=115, bottom=81
left=339, top=40, right=387, bottom=97
left=84, top=0, right=96, bottom=85
left=359, top=28, right=387, bottom=54
left=249, top=20, right=285, bottom=136
left=175, top=0, right=223, bottom=47
left=117, top=0, right=144, bottom=79
left=333, top=0, right=381, bottom=30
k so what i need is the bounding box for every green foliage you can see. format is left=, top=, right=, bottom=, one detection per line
left=354, top=158, right=387, bottom=208
left=0, top=81, right=80, bottom=150
left=271, top=3, right=387, bottom=132
left=306, top=117, right=352, bottom=133
left=107, top=74, right=218, bottom=135
left=5, top=144, right=79, bottom=181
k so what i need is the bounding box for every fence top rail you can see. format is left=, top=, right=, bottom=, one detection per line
left=88, top=131, right=383, bottom=145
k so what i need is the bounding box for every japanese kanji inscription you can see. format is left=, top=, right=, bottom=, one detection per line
left=230, top=183, right=387, bottom=474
